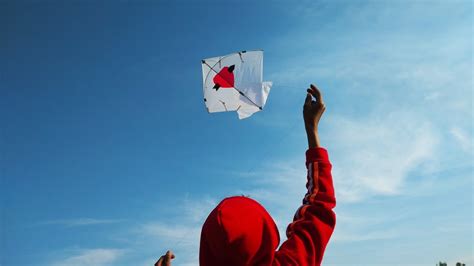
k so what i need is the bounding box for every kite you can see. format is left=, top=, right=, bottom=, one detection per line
left=201, top=50, right=272, bottom=119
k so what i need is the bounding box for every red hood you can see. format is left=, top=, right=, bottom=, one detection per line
left=199, top=196, right=280, bottom=266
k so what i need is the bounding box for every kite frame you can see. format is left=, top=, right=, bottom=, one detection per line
left=201, top=49, right=264, bottom=110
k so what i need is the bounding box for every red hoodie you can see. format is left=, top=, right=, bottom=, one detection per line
left=200, top=148, right=336, bottom=266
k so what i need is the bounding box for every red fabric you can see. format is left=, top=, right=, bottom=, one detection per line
left=213, top=66, right=235, bottom=88
left=200, top=148, right=336, bottom=266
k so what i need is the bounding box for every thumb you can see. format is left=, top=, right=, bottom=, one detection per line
left=165, top=251, right=175, bottom=266
left=310, top=84, right=323, bottom=104
left=305, top=90, right=313, bottom=106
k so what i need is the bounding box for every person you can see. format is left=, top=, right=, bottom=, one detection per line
left=155, top=84, right=336, bottom=266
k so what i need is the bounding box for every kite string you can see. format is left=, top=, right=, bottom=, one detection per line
left=167, top=116, right=302, bottom=254
left=239, top=82, right=326, bottom=182
left=235, top=82, right=313, bottom=177
left=168, top=84, right=317, bottom=257
left=241, top=117, right=302, bottom=177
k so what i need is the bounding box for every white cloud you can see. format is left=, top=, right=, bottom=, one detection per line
left=229, top=108, right=444, bottom=253
left=226, top=177, right=323, bottom=246
left=44, top=196, right=217, bottom=266
left=327, top=111, right=439, bottom=202
left=181, top=195, right=218, bottom=223
left=140, top=222, right=201, bottom=247
left=450, top=127, right=473, bottom=153
left=242, top=111, right=440, bottom=204
left=43, top=3, right=472, bottom=265
left=41, top=218, right=123, bottom=227
left=52, top=249, right=124, bottom=266
left=329, top=212, right=405, bottom=244
left=139, top=223, right=201, bottom=266
left=131, top=195, right=218, bottom=266
left=41, top=196, right=216, bottom=266
left=261, top=0, right=471, bottom=207
left=332, top=229, right=397, bottom=243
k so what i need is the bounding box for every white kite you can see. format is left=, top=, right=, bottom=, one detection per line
left=201, top=50, right=272, bottom=119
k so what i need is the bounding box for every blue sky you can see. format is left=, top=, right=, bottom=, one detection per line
left=1, top=1, right=472, bottom=265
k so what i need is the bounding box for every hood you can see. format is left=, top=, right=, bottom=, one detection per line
left=199, top=196, right=280, bottom=266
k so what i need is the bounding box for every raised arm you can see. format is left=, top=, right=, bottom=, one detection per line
left=273, top=84, right=336, bottom=266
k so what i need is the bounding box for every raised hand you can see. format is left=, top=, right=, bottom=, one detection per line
left=303, top=84, right=326, bottom=148
left=154, top=250, right=175, bottom=266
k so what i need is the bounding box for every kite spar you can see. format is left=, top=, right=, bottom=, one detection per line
left=201, top=50, right=272, bottom=119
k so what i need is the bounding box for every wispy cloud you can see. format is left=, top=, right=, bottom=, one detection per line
left=450, top=127, right=473, bottom=153
left=41, top=218, right=123, bottom=227
left=332, top=229, right=398, bottom=243
left=230, top=110, right=443, bottom=252
left=181, top=196, right=218, bottom=223
left=263, top=0, right=471, bottom=205
left=140, top=222, right=201, bottom=246
left=43, top=197, right=217, bottom=266
left=327, top=111, right=439, bottom=202
left=138, top=222, right=201, bottom=265
left=40, top=2, right=472, bottom=265
left=131, top=196, right=218, bottom=266
left=237, top=110, right=440, bottom=204
left=52, top=249, right=124, bottom=266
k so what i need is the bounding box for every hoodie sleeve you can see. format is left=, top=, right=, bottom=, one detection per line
left=273, top=147, right=336, bottom=266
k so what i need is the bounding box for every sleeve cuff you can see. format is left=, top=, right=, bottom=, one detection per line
left=306, top=147, right=330, bottom=164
